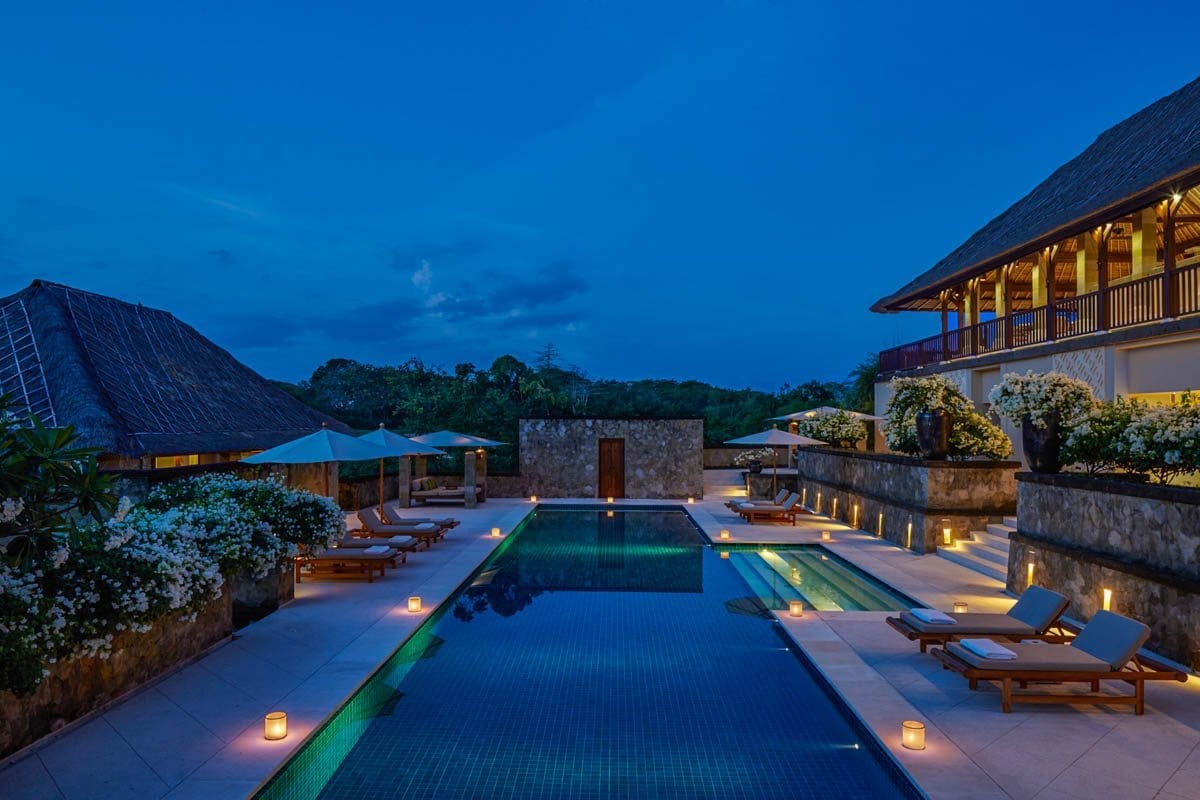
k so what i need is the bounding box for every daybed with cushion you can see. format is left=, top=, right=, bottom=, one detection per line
left=381, top=502, right=461, bottom=527
left=886, top=586, right=1071, bottom=652
left=411, top=477, right=483, bottom=505
left=931, top=610, right=1188, bottom=714
left=737, top=493, right=803, bottom=525
left=726, top=489, right=788, bottom=510
left=357, top=508, right=447, bottom=546
left=294, top=546, right=397, bottom=583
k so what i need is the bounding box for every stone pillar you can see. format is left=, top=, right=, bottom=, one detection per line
left=1076, top=233, right=1098, bottom=294
left=477, top=449, right=488, bottom=502
left=463, top=451, right=478, bottom=509
left=397, top=456, right=412, bottom=508
left=1131, top=207, right=1158, bottom=277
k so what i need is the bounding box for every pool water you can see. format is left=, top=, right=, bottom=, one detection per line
left=256, top=508, right=920, bottom=800
left=719, top=545, right=921, bottom=612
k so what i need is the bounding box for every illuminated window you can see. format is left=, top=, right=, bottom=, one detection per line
left=154, top=454, right=199, bottom=469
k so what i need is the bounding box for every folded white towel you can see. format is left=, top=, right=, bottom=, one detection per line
left=363, top=545, right=390, bottom=555
left=911, top=608, right=956, bottom=625
left=960, top=638, right=1018, bottom=660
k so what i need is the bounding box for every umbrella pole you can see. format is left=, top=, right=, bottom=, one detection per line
left=773, top=449, right=778, bottom=496
left=378, top=459, right=386, bottom=522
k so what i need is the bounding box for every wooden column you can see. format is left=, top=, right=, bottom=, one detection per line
left=1164, top=196, right=1179, bottom=317
left=939, top=291, right=949, bottom=360
left=1096, top=226, right=1111, bottom=330
left=968, top=279, right=981, bottom=354
left=998, top=265, right=1011, bottom=349
left=1044, top=247, right=1057, bottom=341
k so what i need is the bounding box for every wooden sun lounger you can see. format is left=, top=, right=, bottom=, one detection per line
left=737, top=494, right=802, bottom=525
left=726, top=489, right=787, bottom=510
left=335, top=535, right=420, bottom=560
left=930, top=611, right=1188, bottom=714
left=886, top=586, right=1071, bottom=652
left=382, top=503, right=461, bottom=527
left=357, top=509, right=447, bottom=545
left=295, top=548, right=397, bottom=583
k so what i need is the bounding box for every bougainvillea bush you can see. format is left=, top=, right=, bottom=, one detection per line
left=885, top=375, right=1012, bottom=460
left=798, top=410, right=868, bottom=447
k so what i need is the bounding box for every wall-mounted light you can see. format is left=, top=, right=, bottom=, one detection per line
left=831, top=497, right=838, bottom=518
left=906, top=516, right=913, bottom=550
left=877, top=511, right=884, bottom=538
left=788, top=600, right=804, bottom=618
left=1026, top=561, right=1035, bottom=588
left=264, top=711, right=288, bottom=741
left=941, top=519, right=952, bottom=546
left=815, top=491, right=822, bottom=513
left=852, top=503, right=859, bottom=528
left=801, top=487, right=807, bottom=506
left=901, top=720, right=926, bottom=750
left=407, top=596, right=423, bottom=613
left=1102, top=587, right=1112, bottom=611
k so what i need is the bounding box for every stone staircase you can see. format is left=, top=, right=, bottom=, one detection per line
left=704, top=469, right=747, bottom=501
left=936, top=516, right=1016, bottom=583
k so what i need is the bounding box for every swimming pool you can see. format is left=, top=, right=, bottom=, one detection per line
left=254, top=508, right=921, bottom=800
left=718, top=544, right=922, bottom=612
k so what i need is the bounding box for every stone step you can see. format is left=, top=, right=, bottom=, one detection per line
left=975, top=529, right=1013, bottom=552
left=1003, top=515, right=1018, bottom=528
left=937, top=546, right=1008, bottom=583
left=959, top=538, right=1008, bottom=567
left=985, top=522, right=1016, bottom=540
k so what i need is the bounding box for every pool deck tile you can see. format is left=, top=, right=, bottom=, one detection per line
left=5, top=492, right=1198, bottom=800
left=690, top=496, right=1200, bottom=800
left=0, top=500, right=534, bottom=800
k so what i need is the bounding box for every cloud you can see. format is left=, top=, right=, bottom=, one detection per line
left=412, top=260, right=433, bottom=291
left=486, top=259, right=587, bottom=310
left=208, top=248, right=235, bottom=266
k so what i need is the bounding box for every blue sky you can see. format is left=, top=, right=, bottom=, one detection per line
left=3, top=1, right=1200, bottom=389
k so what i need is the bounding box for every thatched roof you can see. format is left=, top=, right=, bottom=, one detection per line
left=0, top=280, right=349, bottom=456
left=873, top=75, right=1200, bottom=312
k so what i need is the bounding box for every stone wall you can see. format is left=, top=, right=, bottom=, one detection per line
left=338, top=474, right=402, bottom=511
left=518, top=418, right=704, bottom=499
left=794, top=448, right=1019, bottom=553
left=0, top=586, right=232, bottom=758
left=1010, top=473, right=1200, bottom=668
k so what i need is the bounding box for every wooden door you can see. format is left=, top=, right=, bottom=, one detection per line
left=598, top=438, right=625, bottom=499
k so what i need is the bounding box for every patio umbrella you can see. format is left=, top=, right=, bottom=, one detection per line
left=242, top=426, right=394, bottom=497
left=359, top=425, right=445, bottom=520
left=724, top=427, right=826, bottom=495
left=768, top=406, right=885, bottom=422
left=409, top=430, right=507, bottom=448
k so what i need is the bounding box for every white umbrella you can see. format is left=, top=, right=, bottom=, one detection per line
left=725, top=427, right=826, bottom=495
left=769, top=406, right=885, bottom=422
left=409, top=430, right=507, bottom=448
left=242, top=427, right=394, bottom=497
left=359, top=425, right=445, bottom=520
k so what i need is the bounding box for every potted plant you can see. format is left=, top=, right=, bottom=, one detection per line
left=798, top=411, right=868, bottom=449
left=733, top=447, right=773, bottom=474
left=885, top=375, right=1011, bottom=461
left=989, top=371, right=1094, bottom=473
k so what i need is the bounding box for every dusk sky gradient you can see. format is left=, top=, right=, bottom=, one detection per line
left=4, top=1, right=1200, bottom=390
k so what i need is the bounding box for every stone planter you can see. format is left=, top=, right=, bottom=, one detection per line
left=1021, top=412, right=1062, bottom=473
left=228, top=566, right=295, bottom=624
left=916, top=409, right=950, bottom=460
left=747, top=461, right=763, bottom=474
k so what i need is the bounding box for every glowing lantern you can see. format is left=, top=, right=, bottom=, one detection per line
left=719, top=529, right=730, bottom=540
left=901, top=720, right=925, bottom=750
left=530, top=495, right=537, bottom=502
left=264, top=711, right=287, bottom=741
left=952, top=602, right=968, bottom=614
left=820, top=530, right=831, bottom=542
left=407, top=596, right=422, bottom=613
left=788, top=600, right=804, bottom=617
left=491, top=527, right=501, bottom=538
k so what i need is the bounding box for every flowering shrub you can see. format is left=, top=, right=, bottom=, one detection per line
left=988, top=371, right=1095, bottom=429
left=1062, top=397, right=1143, bottom=475
left=733, top=447, right=774, bottom=466
left=140, top=473, right=344, bottom=578
left=797, top=411, right=867, bottom=447
left=1113, top=398, right=1200, bottom=484
left=885, top=375, right=1012, bottom=460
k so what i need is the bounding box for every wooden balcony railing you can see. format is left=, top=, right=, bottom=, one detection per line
left=879, top=269, right=1200, bottom=375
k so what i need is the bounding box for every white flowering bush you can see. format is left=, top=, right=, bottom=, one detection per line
left=733, top=447, right=774, bottom=466
left=885, top=375, right=1012, bottom=460
left=1062, top=397, right=1143, bottom=475
left=988, top=371, right=1095, bottom=429
left=798, top=411, right=867, bottom=447
left=1112, top=398, right=1200, bottom=484
left=140, top=473, right=344, bottom=577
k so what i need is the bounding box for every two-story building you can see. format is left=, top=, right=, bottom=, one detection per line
left=873, top=76, right=1200, bottom=459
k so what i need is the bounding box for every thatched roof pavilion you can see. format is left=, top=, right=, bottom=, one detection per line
left=0, top=280, right=348, bottom=462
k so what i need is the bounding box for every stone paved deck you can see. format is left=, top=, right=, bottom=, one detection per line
left=4, top=492, right=1197, bottom=800
left=692, top=496, right=1200, bottom=800
left=0, top=500, right=535, bottom=800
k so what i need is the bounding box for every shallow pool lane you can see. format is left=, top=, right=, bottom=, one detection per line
left=260, top=509, right=919, bottom=800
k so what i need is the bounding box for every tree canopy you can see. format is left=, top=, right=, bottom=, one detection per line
left=281, top=350, right=879, bottom=473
